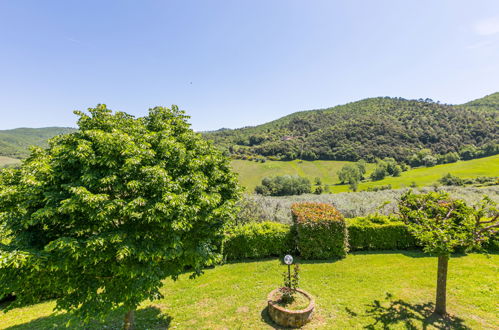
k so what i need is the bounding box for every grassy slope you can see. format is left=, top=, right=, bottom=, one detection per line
left=0, top=156, right=21, bottom=167
left=0, top=127, right=76, bottom=158
left=1, top=252, right=497, bottom=329
left=231, top=155, right=499, bottom=193
left=358, top=154, right=499, bottom=191
left=231, top=159, right=375, bottom=193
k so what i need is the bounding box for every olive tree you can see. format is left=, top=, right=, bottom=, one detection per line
left=0, top=105, right=240, bottom=328
left=399, top=190, right=498, bottom=316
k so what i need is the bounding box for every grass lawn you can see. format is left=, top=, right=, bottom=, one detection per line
left=231, top=155, right=499, bottom=193
left=0, top=156, right=20, bottom=168
left=1, top=252, right=497, bottom=329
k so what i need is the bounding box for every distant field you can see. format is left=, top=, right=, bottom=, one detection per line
left=231, top=159, right=375, bottom=193
left=358, top=154, right=499, bottom=191
left=0, top=156, right=21, bottom=168
left=231, top=155, right=499, bottom=193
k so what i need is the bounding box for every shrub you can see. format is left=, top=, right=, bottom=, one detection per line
left=439, top=173, right=464, bottom=186
left=223, top=222, right=293, bottom=260
left=291, top=202, right=348, bottom=259
left=485, top=237, right=499, bottom=251
left=235, top=196, right=269, bottom=225
left=347, top=215, right=418, bottom=251
left=365, top=184, right=392, bottom=192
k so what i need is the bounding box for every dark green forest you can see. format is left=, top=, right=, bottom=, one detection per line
left=203, top=93, right=499, bottom=162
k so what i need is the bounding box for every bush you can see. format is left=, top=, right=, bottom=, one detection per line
left=346, top=215, right=418, bottom=251
left=484, top=237, right=499, bottom=251
left=439, top=173, right=464, bottom=186
left=223, top=222, right=293, bottom=260
left=365, top=184, right=392, bottom=192
left=291, top=202, right=348, bottom=259
left=255, top=175, right=311, bottom=196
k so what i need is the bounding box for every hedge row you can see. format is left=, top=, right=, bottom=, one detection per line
left=346, top=215, right=418, bottom=251
left=222, top=221, right=293, bottom=260
left=223, top=208, right=497, bottom=261
left=291, top=202, right=348, bottom=259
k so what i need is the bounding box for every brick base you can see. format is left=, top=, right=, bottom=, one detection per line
left=267, top=288, right=315, bottom=328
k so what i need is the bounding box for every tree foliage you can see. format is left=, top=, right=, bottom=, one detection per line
left=337, top=161, right=367, bottom=191
left=0, top=105, right=240, bottom=324
left=370, top=158, right=402, bottom=181
left=399, top=191, right=497, bottom=255
left=254, top=175, right=311, bottom=196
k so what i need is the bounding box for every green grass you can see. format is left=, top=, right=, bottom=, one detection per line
left=1, top=252, right=497, bottom=329
left=0, top=156, right=21, bottom=168
left=231, top=159, right=375, bottom=193
left=358, top=155, right=499, bottom=191
left=231, top=155, right=499, bottom=193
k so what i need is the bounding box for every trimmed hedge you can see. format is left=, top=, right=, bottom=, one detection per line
left=347, top=215, right=418, bottom=251
left=223, top=222, right=293, bottom=260
left=222, top=215, right=496, bottom=261
left=292, top=202, right=348, bottom=259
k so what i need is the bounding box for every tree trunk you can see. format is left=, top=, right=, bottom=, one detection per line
left=124, top=309, right=135, bottom=330
left=435, top=254, right=449, bottom=315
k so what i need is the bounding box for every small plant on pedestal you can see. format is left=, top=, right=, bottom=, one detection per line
left=279, top=264, right=300, bottom=305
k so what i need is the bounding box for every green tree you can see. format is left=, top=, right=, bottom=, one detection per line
left=422, top=154, right=437, bottom=167
left=313, top=177, right=323, bottom=194
left=349, top=180, right=358, bottom=192
left=356, top=159, right=367, bottom=177
left=0, top=105, right=240, bottom=328
left=399, top=191, right=498, bottom=316
left=459, top=145, right=478, bottom=160
left=370, top=160, right=388, bottom=181
left=338, top=164, right=362, bottom=185
left=254, top=175, right=311, bottom=196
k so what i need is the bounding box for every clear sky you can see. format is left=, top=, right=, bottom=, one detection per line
left=0, top=0, right=498, bottom=131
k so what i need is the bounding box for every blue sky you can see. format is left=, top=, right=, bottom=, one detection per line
left=0, top=0, right=498, bottom=131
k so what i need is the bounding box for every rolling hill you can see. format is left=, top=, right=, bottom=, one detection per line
left=457, top=91, right=499, bottom=113
left=204, top=94, right=498, bottom=163
left=0, top=127, right=76, bottom=158
left=0, top=93, right=497, bottom=175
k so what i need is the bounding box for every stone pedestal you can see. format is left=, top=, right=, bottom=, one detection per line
left=267, top=288, right=315, bottom=328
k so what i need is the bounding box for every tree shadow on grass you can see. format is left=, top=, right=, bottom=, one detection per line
left=346, top=293, right=469, bottom=330
left=5, top=306, right=172, bottom=330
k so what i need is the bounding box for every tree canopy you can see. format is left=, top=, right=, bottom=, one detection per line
left=254, top=175, right=311, bottom=196
left=0, top=105, right=240, bottom=325
left=399, top=191, right=497, bottom=255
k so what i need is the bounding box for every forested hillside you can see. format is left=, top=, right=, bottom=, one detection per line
left=457, top=92, right=499, bottom=113
left=204, top=95, right=498, bottom=163
left=1, top=93, right=497, bottom=163
left=0, top=127, right=76, bottom=158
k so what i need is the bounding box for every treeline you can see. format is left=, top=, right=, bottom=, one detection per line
left=204, top=96, right=498, bottom=163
